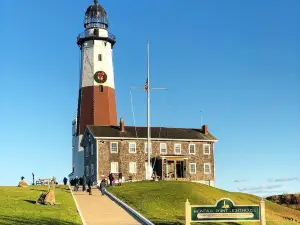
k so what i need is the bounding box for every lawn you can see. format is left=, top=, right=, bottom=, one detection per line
left=108, top=181, right=300, bottom=225
left=0, top=185, right=81, bottom=225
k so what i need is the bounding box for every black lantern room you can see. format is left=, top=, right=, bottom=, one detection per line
left=77, top=0, right=116, bottom=47
left=84, top=0, right=108, bottom=30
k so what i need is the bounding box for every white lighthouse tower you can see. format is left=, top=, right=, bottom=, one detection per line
left=70, top=0, right=118, bottom=180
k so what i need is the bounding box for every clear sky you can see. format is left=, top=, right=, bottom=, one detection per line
left=0, top=0, right=299, bottom=196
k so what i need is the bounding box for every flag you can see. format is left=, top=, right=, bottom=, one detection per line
left=144, top=78, right=148, bottom=92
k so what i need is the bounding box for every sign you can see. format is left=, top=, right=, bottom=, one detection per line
left=185, top=198, right=266, bottom=225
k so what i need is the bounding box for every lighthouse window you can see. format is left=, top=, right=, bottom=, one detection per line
left=98, top=54, right=102, bottom=61
left=99, top=85, right=104, bottom=92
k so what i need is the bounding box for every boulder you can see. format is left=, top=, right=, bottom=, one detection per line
left=37, top=190, right=56, bottom=205
left=18, top=180, right=28, bottom=187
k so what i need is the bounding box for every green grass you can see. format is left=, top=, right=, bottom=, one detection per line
left=108, top=181, right=300, bottom=225
left=0, top=185, right=81, bottom=225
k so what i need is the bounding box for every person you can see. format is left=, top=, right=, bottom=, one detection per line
left=74, top=176, right=79, bottom=192
left=112, top=176, right=116, bottom=187
left=108, top=172, right=113, bottom=187
left=82, top=175, right=86, bottom=192
left=100, top=179, right=106, bottom=195
left=63, top=177, right=68, bottom=185
left=118, top=172, right=122, bottom=186
left=87, top=178, right=92, bottom=195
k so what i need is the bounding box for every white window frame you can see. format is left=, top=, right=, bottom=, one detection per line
left=160, top=143, right=167, bottom=154
left=91, top=164, right=94, bottom=175
left=110, top=162, right=119, bottom=173
left=91, top=142, right=93, bottom=155
left=144, top=143, right=152, bottom=153
left=203, top=144, right=211, bottom=155
left=174, top=143, right=181, bottom=154
left=110, top=142, right=118, bottom=153
left=189, top=144, right=196, bottom=155
left=204, top=163, right=211, bottom=174
left=129, top=162, right=137, bottom=174
left=129, top=142, right=136, bottom=153
left=189, top=163, right=196, bottom=174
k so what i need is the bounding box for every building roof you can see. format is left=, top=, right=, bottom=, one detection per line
left=85, top=125, right=217, bottom=141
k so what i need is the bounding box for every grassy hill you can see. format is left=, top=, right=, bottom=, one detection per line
left=108, top=181, right=300, bottom=225
left=266, top=194, right=300, bottom=211
left=0, top=185, right=81, bottom=225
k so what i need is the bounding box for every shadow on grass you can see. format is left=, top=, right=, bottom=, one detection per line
left=0, top=215, right=79, bottom=225
left=24, top=200, right=36, bottom=204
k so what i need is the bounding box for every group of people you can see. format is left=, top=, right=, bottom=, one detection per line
left=73, top=176, right=93, bottom=195
left=73, top=172, right=123, bottom=196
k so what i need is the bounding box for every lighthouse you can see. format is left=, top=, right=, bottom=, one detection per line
left=70, top=0, right=118, bottom=179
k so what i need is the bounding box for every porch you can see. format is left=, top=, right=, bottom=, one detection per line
left=151, top=155, right=190, bottom=181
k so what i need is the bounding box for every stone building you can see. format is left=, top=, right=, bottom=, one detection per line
left=81, top=118, right=218, bottom=187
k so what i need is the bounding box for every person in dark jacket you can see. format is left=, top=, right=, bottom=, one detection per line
left=108, top=172, right=113, bottom=187
left=74, top=176, right=79, bottom=192
left=87, top=179, right=92, bottom=195
left=118, top=172, right=122, bottom=186
left=100, top=179, right=107, bottom=195
left=82, top=175, right=86, bottom=192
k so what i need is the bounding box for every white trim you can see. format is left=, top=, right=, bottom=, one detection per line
left=174, top=143, right=181, bottom=154
left=96, top=140, right=99, bottom=184
left=110, top=162, right=119, bottom=173
left=94, top=136, right=218, bottom=142
left=105, top=190, right=154, bottom=225
left=144, top=142, right=152, bottom=153
left=189, top=163, right=197, bottom=174
left=160, top=143, right=167, bottom=154
left=110, top=142, right=118, bottom=153
left=68, top=185, right=87, bottom=225
left=129, top=142, right=136, bottom=153
left=189, top=144, right=196, bottom=155
left=204, top=163, right=211, bottom=174
left=129, top=162, right=137, bottom=173
left=203, top=143, right=210, bottom=155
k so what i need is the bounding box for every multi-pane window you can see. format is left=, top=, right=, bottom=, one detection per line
left=110, top=142, right=118, bottom=153
left=203, top=144, right=210, bottom=155
left=160, top=143, right=167, bottom=154
left=204, top=163, right=211, bottom=174
left=189, top=163, right=196, bottom=174
left=111, top=162, right=119, bottom=173
left=189, top=144, right=196, bottom=154
left=129, top=162, right=137, bottom=173
left=144, top=143, right=152, bottom=153
left=91, top=164, right=94, bottom=175
left=129, top=142, right=136, bottom=153
left=174, top=144, right=181, bottom=154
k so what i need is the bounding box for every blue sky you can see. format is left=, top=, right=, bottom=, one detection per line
left=0, top=0, right=299, bottom=196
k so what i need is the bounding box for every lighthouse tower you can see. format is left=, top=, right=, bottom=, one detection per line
left=70, top=0, right=118, bottom=179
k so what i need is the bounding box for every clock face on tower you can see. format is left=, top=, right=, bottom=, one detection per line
left=94, top=71, right=107, bottom=83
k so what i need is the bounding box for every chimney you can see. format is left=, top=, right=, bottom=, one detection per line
left=202, top=125, right=208, bottom=134
left=120, top=117, right=125, bottom=132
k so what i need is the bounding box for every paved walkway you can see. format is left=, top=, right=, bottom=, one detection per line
left=72, top=187, right=142, bottom=225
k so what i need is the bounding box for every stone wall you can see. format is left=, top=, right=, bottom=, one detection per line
left=95, top=139, right=215, bottom=183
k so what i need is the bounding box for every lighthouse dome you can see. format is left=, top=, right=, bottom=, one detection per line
left=84, top=0, right=108, bottom=30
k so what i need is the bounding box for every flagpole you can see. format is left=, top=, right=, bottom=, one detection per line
left=147, top=40, right=151, bottom=180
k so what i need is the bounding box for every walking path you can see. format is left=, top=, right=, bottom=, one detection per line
left=72, top=187, right=142, bottom=225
